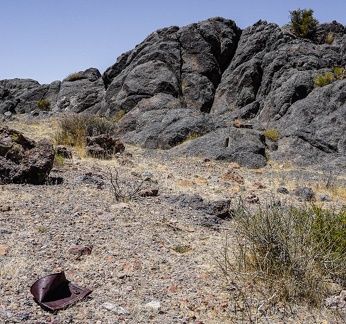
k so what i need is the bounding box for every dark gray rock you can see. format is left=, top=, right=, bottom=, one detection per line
left=294, top=187, right=315, bottom=202
left=55, top=145, right=73, bottom=159
left=85, top=134, right=125, bottom=158
left=0, top=126, right=55, bottom=184
left=315, top=21, right=346, bottom=45
left=115, top=107, right=211, bottom=149
left=56, top=68, right=105, bottom=114
left=269, top=79, right=346, bottom=168
left=318, top=193, right=332, bottom=202
left=170, top=127, right=267, bottom=169
left=76, top=173, right=105, bottom=187
left=166, top=193, right=231, bottom=219
left=101, top=17, right=241, bottom=115
left=277, top=187, right=289, bottom=195
left=0, top=78, right=41, bottom=114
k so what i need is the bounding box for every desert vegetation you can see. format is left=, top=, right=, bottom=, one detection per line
left=66, top=72, right=83, bottom=81
left=314, top=66, right=345, bottom=88
left=230, top=202, right=346, bottom=306
left=289, top=8, right=318, bottom=39
left=263, top=129, right=280, bottom=142
left=53, top=113, right=115, bottom=148
left=36, top=99, right=50, bottom=111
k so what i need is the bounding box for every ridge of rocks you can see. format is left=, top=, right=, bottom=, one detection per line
left=1, top=17, right=346, bottom=170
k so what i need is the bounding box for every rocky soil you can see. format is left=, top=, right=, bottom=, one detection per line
left=1, top=117, right=346, bottom=323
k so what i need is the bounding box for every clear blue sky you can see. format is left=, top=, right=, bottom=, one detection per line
left=1, top=0, right=345, bottom=84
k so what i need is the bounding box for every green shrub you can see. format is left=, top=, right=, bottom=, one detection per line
left=289, top=8, right=318, bottom=39
left=53, top=113, right=115, bottom=147
left=314, top=72, right=335, bottom=88
left=230, top=201, right=346, bottom=306
left=66, top=72, right=83, bottom=81
left=37, top=99, right=51, bottom=111
left=263, top=129, right=279, bottom=142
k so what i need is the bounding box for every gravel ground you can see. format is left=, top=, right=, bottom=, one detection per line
left=1, top=118, right=346, bottom=323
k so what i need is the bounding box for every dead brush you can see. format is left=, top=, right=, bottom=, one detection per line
left=106, top=167, right=145, bottom=202
left=218, top=198, right=346, bottom=317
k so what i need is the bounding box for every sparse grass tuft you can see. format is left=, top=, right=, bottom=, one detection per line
left=54, top=152, right=65, bottom=166
left=173, top=245, right=191, bottom=253
left=113, top=110, right=126, bottom=123
left=66, top=72, right=83, bottom=81
left=314, top=72, right=335, bottom=88
left=38, top=226, right=49, bottom=233
left=314, top=67, right=345, bottom=88
left=325, top=32, right=334, bottom=44
left=185, top=132, right=202, bottom=141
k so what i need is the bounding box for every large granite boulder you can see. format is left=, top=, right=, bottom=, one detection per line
left=0, top=126, right=55, bottom=184
left=209, top=20, right=346, bottom=169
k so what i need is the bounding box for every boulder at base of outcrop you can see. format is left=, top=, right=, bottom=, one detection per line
left=0, top=126, right=55, bottom=184
left=170, top=127, right=267, bottom=169
left=85, top=134, right=125, bottom=158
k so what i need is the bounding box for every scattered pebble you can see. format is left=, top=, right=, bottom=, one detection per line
left=145, top=301, right=161, bottom=310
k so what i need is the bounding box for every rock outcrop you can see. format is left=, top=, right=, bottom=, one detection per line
left=0, top=126, right=55, bottom=184
left=1, top=17, right=346, bottom=169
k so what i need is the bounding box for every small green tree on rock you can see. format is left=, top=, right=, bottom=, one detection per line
left=290, top=8, right=318, bottom=39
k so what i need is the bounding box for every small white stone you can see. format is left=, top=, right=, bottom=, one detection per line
left=145, top=301, right=161, bottom=310
left=102, top=302, right=116, bottom=311
left=102, top=302, right=129, bottom=315
left=115, top=306, right=129, bottom=315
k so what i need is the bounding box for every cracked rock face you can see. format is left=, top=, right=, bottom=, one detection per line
left=1, top=18, right=346, bottom=170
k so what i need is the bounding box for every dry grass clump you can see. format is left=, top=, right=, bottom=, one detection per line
left=66, top=72, right=83, bottom=81
left=314, top=72, right=335, bottom=88
left=263, top=129, right=280, bottom=142
left=220, top=200, right=346, bottom=310
left=325, top=32, right=334, bottom=44
left=314, top=67, right=345, bottom=88
left=332, top=66, right=345, bottom=80
left=53, top=113, right=115, bottom=148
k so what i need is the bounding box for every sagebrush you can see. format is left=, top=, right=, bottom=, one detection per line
left=224, top=200, right=346, bottom=307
